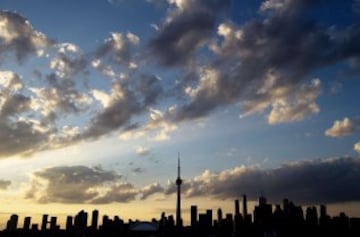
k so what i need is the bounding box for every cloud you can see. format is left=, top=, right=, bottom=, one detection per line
left=91, top=181, right=163, bottom=203
left=325, top=117, right=360, bottom=137
left=1, top=1, right=360, bottom=159
left=25, top=156, right=360, bottom=205
left=0, top=71, right=55, bottom=157
left=136, top=146, right=150, bottom=156
left=49, top=43, right=88, bottom=79
left=94, top=32, right=139, bottom=68
left=355, top=141, right=360, bottom=155
left=170, top=0, right=360, bottom=124
left=0, top=11, right=53, bottom=63
left=266, top=79, right=321, bottom=124
left=149, top=0, right=231, bottom=67
left=91, top=182, right=139, bottom=204
left=83, top=82, right=142, bottom=139
left=26, top=165, right=164, bottom=204
left=165, top=157, right=360, bottom=204
left=140, top=182, right=164, bottom=200
left=0, top=180, right=11, bottom=190
left=119, top=107, right=178, bottom=141
left=132, top=167, right=144, bottom=174
left=27, top=165, right=121, bottom=203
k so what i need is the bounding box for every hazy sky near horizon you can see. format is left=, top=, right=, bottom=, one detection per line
left=0, top=0, right=360, bottom=226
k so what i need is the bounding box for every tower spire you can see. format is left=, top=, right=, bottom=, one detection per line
left=176, top=152, right=182, bottom=227
left=178, top=152, right=180, bottom=178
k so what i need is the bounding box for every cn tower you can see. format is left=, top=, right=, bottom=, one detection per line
left=176, top=153, right=182, bottom=227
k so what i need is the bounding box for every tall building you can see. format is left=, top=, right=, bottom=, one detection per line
left=41, top=214, right=48, bottom=231
left=191, top=205, right=198, bottom=227
left=66, top=216, right=73, bottom=231
left=75, top=210, right=88, bottom=230
left=6, top=214, right=18, bottom=232
left=92, top=209, right=99, bottom=230
left=243, top=194, right=248, bottom=217
left=50, top=217, right=57, bottom=230
left=23, top=217, right=31, bottom=231
left=206, top=209, right=213, bottom=227
left=176, top=154, right=183, bottom=227
left=217, top=208, right=223, bottom=223
left=235, top=199, right=240, bottom=216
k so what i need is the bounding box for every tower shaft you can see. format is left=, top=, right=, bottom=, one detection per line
left=176, top=154, right=182, bottom=227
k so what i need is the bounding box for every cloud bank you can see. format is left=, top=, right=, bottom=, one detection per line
left=24, top=157, right=360, bottom=205
left=26, top=165, right=162, bottom=204
left=165, top=157, right=360, bottom=204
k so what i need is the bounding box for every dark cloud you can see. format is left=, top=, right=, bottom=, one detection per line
left=165, top=157, right=360, bottom=204
left=84, top=82, right=142, bottom=139
left=0, top=71, right=53, bottom=157
left=0, top=11, right=53, bottom=63
left=149, top=0, right=231, bottom=67
left=132, top=167, right=144, bottom=173
left=26, top=156, right=360, bottom=205
left=140, top=182, right=164, bottom=200
left=134, top=74, right=163, bottom=106
left=91, top=182, right=139, bottom=203
left=94, top=32, right=139, bottom=68
left=28, top=165, right=121, bottom=203
left=84, top=73, right=163, bottom=140
left=0, top=119, right=52, bottom=157
left=170, top=0, right=360, bottom=124
left=27, top=165, right=165, bottom=204
left=0, top=180, right=11, bottom=190
left=44, top=73, right=91, bottom=114
left=50, top=43, right=88, bottom=79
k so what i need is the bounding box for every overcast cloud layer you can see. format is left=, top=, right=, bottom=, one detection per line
left=0, top=1, right=360, bottom=158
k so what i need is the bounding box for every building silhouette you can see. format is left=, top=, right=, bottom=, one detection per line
left=6, top=215, right=18, bottom=232
left=91, top=209, right=98, bottom=230
left=23, top=217, right=31, bottom=231
left=190, top=205, right=197, bottom=227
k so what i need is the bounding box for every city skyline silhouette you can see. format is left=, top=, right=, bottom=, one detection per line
left=1, top=1, right=360, bottom=236
left=1, top=160, right=360, bottom=236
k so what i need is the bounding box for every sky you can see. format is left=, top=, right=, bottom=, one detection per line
left=0, top=0, right=360, bottom=228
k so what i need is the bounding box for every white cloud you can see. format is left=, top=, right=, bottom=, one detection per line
left=325, top=117, right=359, bottom=137
left=91, top=89, right=111, bottom=108
left=126, top=32, right=140, bottom=45
left=354, top=141, right=360, bottom=155
left=260, top=0, right=291, bottom=12
left=136, top=146, right=150, bottom=156
left=0, top=70, right=24, bottom=92
left=267, top=79, right=321, bottom=124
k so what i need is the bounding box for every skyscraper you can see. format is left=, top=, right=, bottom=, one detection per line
left=217, top=208, right=223, bottom=223
left=41, top=214, right=48, bottom=231
left=176, top=154, right=183, bottom=227
left=243, top=194, right=248, bottom=217
left=6, top=214, right=18, bottom=232
left=235, top=199, right=240, bottom=216
left=23, top=217, right=31, bottom=231
left=92, top=209, right=99, bottom=230
left=191, top=205, right=198, bottom=227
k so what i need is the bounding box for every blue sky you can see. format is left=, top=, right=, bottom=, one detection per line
left=0, top=0, right=360, bottom=227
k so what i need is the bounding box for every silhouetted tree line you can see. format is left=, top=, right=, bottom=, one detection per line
left=1, top=196, right=360, bottom=237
